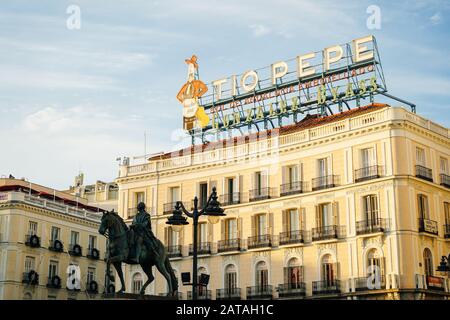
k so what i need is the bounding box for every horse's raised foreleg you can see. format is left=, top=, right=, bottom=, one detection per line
left=139, top=263, right=154, bottom=295
left=112, top=261, right=126, bottom=293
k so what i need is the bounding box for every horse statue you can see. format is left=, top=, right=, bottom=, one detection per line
left=98, top=206, right=178, bottom=296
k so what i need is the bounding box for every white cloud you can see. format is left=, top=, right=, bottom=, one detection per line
left=250, top=24, right=271, bottom=37
left=430, top=12, right=442, bottom=25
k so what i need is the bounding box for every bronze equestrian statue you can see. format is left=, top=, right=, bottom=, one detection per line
left=98, top=203, right=178, bottom=296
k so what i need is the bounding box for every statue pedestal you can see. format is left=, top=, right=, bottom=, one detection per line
left=102, top=293, right=178, bottom=300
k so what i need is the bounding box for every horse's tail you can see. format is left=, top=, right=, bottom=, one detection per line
left=164, top=256, right=179, bottom=293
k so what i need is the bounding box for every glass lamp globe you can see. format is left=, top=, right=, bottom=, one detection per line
left=207, top=215, right=221, bottom=225
left=171, top=224, right=184, bottom=233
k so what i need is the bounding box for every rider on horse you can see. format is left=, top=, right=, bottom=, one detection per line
left=128, top=202, right=160, bottom=263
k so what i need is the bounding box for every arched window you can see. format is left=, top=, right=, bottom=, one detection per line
left=423, top=248, right=433, bottom=276
left=285, top=258, right=302, bottom=288
left=367, top=249, right=384, bottom=276
left=255, top=261, right=268, bottom=288
left=225, top=264, right=237, bottom=291
left=132, top=273, right=143, bottom=294
left=321, top=254, right=336, bottom=285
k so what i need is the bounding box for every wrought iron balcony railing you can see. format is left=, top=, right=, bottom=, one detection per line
left=216, top=288, right=241, bottom=300
left=246, top=285, right=273, bottom=299
left=218, top=238, right=241, bottom=253
left=277, top=282, right=306, bottom=298
left=356, top=218, right=389, bottom=235
left=415, top=165, right=433, bottom=182
left=163, top=202, right=178, bottom=214
left=188, top=242, right=211, bottom=255
left=247, top=234, right=272, bottom=249
left=312, top=280, right=341, bottom=295
left=312, top=175, right=340, bottom=191
left=219, top=193, right=241, bottom=206
left=418, top=218, right=438, bottom=235
left=166, top=245, right=183, bottom=258
left=440, top=173, right=450, bottom=188
left=86, top=247, right=100, bottom=260
left=22, top=271, right=39, bottom=285
left=249, top=188, right=277, bottom=202
left=68, top=244, right=83, bottom=256
left=187, top=289, right=211, bottom=300
left=312, top=225, right=344, bottom=241
left=354, top=165, right=383, bottom=183
left=444, top=224, right=450, bottom=239
left=48, top=239, right=64, bottom=252
left=354, top=275, right=386, bottom=291
left=280, top=181, right=307, bottom=197
left=279, top=230, right=304, bottom=245
left=25, top=234, right=41, bottom=248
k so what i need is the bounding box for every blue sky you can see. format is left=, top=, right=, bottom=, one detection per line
left=0, top=0, right=449, bottom=189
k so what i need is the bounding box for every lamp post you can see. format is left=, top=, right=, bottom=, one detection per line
left=436, top=254, right=450, bottom=276
left=166, top=186, right=225, bottom=300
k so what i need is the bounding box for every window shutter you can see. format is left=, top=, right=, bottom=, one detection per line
left=300, top=207, right=306, bottom=230
left=221, top=219, right=226, bottom=241
left=334, top=262, right=340, bottom=281
left=282, top=210, right=287, bottom=233
left=222, top=178, right=226, bottom=196
left=282, top=166, right=287, bottom=185
left=332, top=202, right=339, bottom=226
left=299, top=163, right=303, bottom=182
left=262, top=170, right=268, bottom=189
left=208, top=223, right=213, bottom=242
left=316, top=205, right=321, bottom=228
left=268, top=212, right=274, bottom=235
left=251, top=215, right=256, bottom=237
left=327, top=155, right=333, bottom=176
left=237, top=217, right=243, bottom=238
left=293, top=165, right=299, bottom=183
left=251, top=173, right=255, bottom=191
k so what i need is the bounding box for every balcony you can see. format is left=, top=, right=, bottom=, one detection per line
left=25, top=234, right=41, bottom=248
left=22, top=271, right=39, bottom=285
left=188, top=242, right=211, bottom=255
left=354, top=166, right=383, bottom=183
left=163, top=202, right=178, bottom=214
left=219, top=193, right=241, bottom=206
left=48, top=239, right=64, bottom=252
left=312, top=175, right=340, bottom=191
left=166, top=245, right=183, bottom=258
left=312, top=280, right=341, bottom=295
left=356, top=218, right=389, bottom=235
left=68, top=244, right=82, bottom=256
left=354, top=275, right=386, bottom=291
left=218, top=238, right=241, bottom=253
left=312, top=225, right=343, bottom=241
left=47, top=276, right=62, bottom=289
left=216, top=288, right=241, bottom=300
left=418, top=218, right=438, bottom=235
left=415, top=165, right=433, bottom=182
left=440, top=173, right=450, bottom=188
left=279, top=230, right=304, bottom=246
left=278, top=282, right=306, bottom=298
left=187, top=289, right=211, bottom=300
left=249, top=188, right=277, bottom=202
left=246, top=285, right=273, bottom=300
left=444, top=224, right=450, bottom=239
left=86, top=248, right=100, bottom=260
left=280, top=181, right=307, bottom=197
left=247, top=234, right=272, bottom=249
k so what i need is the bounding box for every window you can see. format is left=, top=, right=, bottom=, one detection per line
left=227, top=177, right=234, bottom=195
left=224, top=219, right=237, bottom=240
left=225, top=265, right=237, bottom=290
left=254, top=214, right=267, bottom=237
left=28, top=221, right=38, bottom=235
left=317, top=203, right=334, bottom=227
left=285, top=258, right=302, bottom=288
left=167, top=227, right=179, bottom=247
left=88, top=235, right=97, bottom=249
left=51, top=227, right=60, bottom=241
left=170, top=187, right=180, bottom=202
left=317, top=158, right=328, bottom=177
left=24, top=256, right=35, bottom=273
left=440, top=157, right=449, bottom=174
left=199, top=183, right=208, bottom=208
left=417, top=194, right=429, bottom=220
left=363, top=195, right=379, bottom=222
left=416, top=147, right=425, bottom=166
left=367, top=249, right=384, bottom=277
left=445, top=202, right=450, bottom=225
left=255, top=172, right=262, bottom=191
left=132, top=273, right=143, bottom=294
left=197, top=222, right=207, bottom=243
left=284, top=209, right=301, bottom=232
left=255, top=261, right=268, bottom=288
left=321, top=254, right=335, bottom=284
left=361, top=148, right=374, bottom=168
left=423, top=249, right=433, bottom=276
left=70, top=231, right=79, bottom=245
left=87, top=267, right=96, bottom=283
left=48, top=261, right=58, bottom=278
left=135, top=192, right=145, bottom=205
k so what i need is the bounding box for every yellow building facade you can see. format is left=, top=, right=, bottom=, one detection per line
left=0, top=179, right=108, bottom=300
left=116, top=104, right=450, bottom=300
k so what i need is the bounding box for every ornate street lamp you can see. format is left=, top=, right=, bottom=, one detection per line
left=166, top=186, right=225, bottom=300
left=436, top=254, right=450, bottom=276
